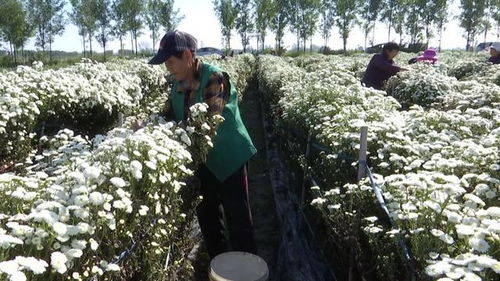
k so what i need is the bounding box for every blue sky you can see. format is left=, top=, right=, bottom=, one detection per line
left=16, top=0, right=500, bottom=53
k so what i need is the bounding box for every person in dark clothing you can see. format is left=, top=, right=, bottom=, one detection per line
left=487, top=42, right=500, bottom=64
left=362, top=42, right=406, bottom=90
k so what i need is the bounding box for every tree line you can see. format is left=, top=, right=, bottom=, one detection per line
left=214, top=0, right=500, bottom=53
left=0, top=0, right=183, bottom=63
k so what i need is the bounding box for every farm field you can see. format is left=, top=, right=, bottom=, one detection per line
left=0, top=51, right=499, bottom=281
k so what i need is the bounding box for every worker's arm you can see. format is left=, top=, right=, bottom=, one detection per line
left=372, top=55, right=402, bottom=75
left=203, top=72, right=230, bottom=117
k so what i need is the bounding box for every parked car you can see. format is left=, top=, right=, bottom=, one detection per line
left=476, top=42, right=500, bottom=52
left=196, top=47, right=224, bottom=57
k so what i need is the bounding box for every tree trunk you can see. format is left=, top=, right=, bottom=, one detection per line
left=49, top=41, right=52, bottom=63
left=130, top=32, right=134, bottom=55
left=372, top=22, right=376, bottom=47
left=135, top=34, right=138, bottom=55
left=388, top=22, right=392, bottom=42
left=152, top=30, right=156, bottom=51
left=13, top=45, right=17, bottom=64
left=9, top=41, right=13, bottom=61
left=89, top=33, right=93, bottom=57
left=119, top=36, right=123, bottom=57
left=364, top=29, right=368, bottom=51
left=466, top=31, right=470, bottom=51
left=82, top=34, right=86, bottom=58
left=438, top=25, right=443, bottom=52
left=103, top=42, right=106, bottom=61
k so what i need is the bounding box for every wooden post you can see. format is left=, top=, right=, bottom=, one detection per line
left=117, top=112, right=124, bottom=127
left=357, top=126, right=368, bottom=181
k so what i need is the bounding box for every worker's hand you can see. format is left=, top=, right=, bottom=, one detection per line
left=131, top=119, right=146, bottom=132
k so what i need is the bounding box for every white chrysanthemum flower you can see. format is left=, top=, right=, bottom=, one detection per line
left=15, top=256, right=48, bottom=274
left=64, top=248, right=83, bottom=259
left=130, top=160, right=142, bottom=180
left=89, top=192, right=105, bottom=205
left=50, top=251, right=68, bottom=274
left=89, top=238, right=99, bottom=251
left=425, top=260, right=452, bottom=277
left=0, top=234, right=24, bottom=248
left=138, top=205, right=149, bottom=216
left=311, top=197, right=327, bottom=205
left=364, top=216, right=378, bottom=223
left=469, top=235, right=490, bottom=253
left=106, top=263, right=120, bottom=271
left=110, top=177, right=127, bottom=188
left=456, top=224, right=475, bottom=236
left=0, top=260, right=19, bottom=275
left=52, top=222, right=68, bottom=237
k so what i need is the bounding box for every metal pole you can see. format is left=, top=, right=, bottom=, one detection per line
left=357, top=126, right=368, bottom=181
left=301, top=132, right=312, bottom=207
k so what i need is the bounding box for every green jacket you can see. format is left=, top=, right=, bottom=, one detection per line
left=171, top=62, right=256, bottom=182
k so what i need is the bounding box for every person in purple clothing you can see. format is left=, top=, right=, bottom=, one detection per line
left=408, top=48, right=438, bottom=65
left=487, top=42, right=500, bottom=64
left=362, top=42, right=407, bottom=90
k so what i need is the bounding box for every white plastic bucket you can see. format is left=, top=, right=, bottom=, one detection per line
left=209, top=251, right=269, bottom=281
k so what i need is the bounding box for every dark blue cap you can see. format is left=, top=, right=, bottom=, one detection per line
left=148, top=30, right=197, bottom=64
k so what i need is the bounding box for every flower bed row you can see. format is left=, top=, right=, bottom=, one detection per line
left=0, top=53, right=256, bottom=280
left=256, top=54, right=499, bottom=281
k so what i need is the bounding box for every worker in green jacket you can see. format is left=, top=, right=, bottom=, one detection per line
left=148, top=30, right=257, bottom=258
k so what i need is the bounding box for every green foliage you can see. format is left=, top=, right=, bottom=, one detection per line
left=0, top=0, right=30, bottom=63
left=254, top=0, right=273, bottom=50
left=27, top=0, right=66, bottom=55
left=332, top=0, right=361, bottom=51
left=234, top=0, right=254, bottom=52
left=213, top=0, right=238, bottom=51
left=144, top=0, right=184, bottom=51
left=459, top=0, right=487, bottom=51
left=95, top=0, right=113, bottom=60
left=289, top=0, right=321, bottom=51
left=269, top=0, right=292, bottom=54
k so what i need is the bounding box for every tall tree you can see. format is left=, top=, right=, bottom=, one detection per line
left=494, top=0, right=500, bottom=39
left=95, top=0, right=113, bottom=60
left=144, top=0, right=162, bottom=50
left=417, top=0, right=447, bottom=46
left=459, top=0, right=487, bottom=51
left=123, top=0, right=144, bottom=55
left=213, top=0, right=238, bottom=51
left=27, top=0, right=66, bottom=60
left=360, top=0, right=382, bottom=50
left=111, top=0, right=127, bottom=56
left=405, top=0, right=422, bottom=45
left=0, top=0, right=29, bottom=63
left=145, top=0, right=184, bottom=50
left=433, top=0, right=448, bottom=51
left=380, top=0, right=396, bottom=41
left=392, top=0, right=408, bottom=45
left=158, top=0, right=183, bottom=31
left=254, top=0, right=273, bottom=51
left=269, top=0, right=291, bottom=54
left=234, top=0, right=254, bottom=52
left=70, top=0, right=87, bottom=56
left=332, top=0, right=361, bottom=52
left=319, top=0, right=334, bottom=48
left=482, top=0, right=498, bottom=43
